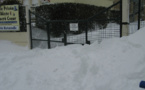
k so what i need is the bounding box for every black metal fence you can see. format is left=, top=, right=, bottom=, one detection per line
left=129, top=0, right=145, bottom=34
left=29, top=0, right=145, bottom=49
left=29, top=0, right=122, bottom=49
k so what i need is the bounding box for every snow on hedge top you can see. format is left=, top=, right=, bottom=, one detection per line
left=0, top=27, right=145, bottom=90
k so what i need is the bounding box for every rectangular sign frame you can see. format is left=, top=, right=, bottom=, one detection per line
left=0, top=5, right=20, bottom=31
left=70, top=23, right=78, bottom=31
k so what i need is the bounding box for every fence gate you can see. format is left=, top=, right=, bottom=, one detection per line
left=29, top=11, right=48, bottom=49
left=29, top=11, right=70, bottom=49
left=29, top=11, right=90, bottom=49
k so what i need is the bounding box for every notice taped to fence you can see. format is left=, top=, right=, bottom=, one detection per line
left=70, top=23, right=78, bottom=31
left=0, top=5, right=20, bottom=31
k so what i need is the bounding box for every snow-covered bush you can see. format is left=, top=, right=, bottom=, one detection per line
left=35, top=3, right=108, bottom=37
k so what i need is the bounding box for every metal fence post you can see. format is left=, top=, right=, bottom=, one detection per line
left=85, top=21, right=88, bottom=43
left=64, top=22, right=67, bottom=46
left=29, top=10, right=33, bottom=49
left=64, top=29, right=67, bottom=46
left=85, top=21, right=90, bottom=44
left=46, top=22, right=51, bottom=49
left=120, top=0, right=122, bottom=37
left=138, top=0, right=141, bottom=30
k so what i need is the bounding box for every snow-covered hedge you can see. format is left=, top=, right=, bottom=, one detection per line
left=35, top=3, right=108, bottom=37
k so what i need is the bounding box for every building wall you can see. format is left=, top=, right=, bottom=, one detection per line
left=0, top=32, right=28, bottom=46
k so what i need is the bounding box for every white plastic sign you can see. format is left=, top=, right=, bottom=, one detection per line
left=70, top=23, right=78, bottom=31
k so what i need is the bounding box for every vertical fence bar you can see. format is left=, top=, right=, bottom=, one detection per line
left=85, top=21, right=88, bottom=44
left=120, top=0, right=122, bottom=37
left=138, top=0, right=141, bottom=30
left=47, top=22, right=51, bottom=49
left=64, top=29, right=67, bottom=46
left=29, top=10, right=33, bottom=49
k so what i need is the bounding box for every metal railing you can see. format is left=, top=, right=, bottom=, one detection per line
left=129, top=0, right=145, bottom=35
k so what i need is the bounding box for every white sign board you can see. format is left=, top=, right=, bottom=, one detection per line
left=70, top=23, right=78, bottom=31
left=0, top=5, right=20, bottom=31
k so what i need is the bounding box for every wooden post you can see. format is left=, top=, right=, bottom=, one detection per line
left=122, top=0, right=129, bottom=36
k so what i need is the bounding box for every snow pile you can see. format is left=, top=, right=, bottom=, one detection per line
left=0, top=27, right=145, bottom=90
left=0, top=40, right=28, bottom=53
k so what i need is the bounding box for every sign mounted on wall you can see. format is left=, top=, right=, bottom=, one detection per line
left=0, top=5, right=20, bottom=31
left=70, top=23, right=78, bottom=31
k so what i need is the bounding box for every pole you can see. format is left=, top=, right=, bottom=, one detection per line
left=85, top=22, right=88, bottom=43
left=120, top=0, right=122, bottom=37
left=47, top=23, right=51, bottom=49
left=122, top=0, right=129, bottom=36
left=26, top=6, right=32, bottom=49
left=64, top=30, right=67, bottom=46
left=138, top=0, right=141, bottom=30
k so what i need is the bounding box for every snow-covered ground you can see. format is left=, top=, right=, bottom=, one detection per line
left=0, top=26, right=145, bottom=90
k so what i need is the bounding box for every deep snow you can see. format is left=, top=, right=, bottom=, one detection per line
left=0, top=27, right=145, bottom=90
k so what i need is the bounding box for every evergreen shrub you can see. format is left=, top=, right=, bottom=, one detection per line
left=36, top=3, right=108, bottom=37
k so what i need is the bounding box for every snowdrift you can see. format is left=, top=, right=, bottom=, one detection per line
left=0, top=27, right=145, bottom=90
